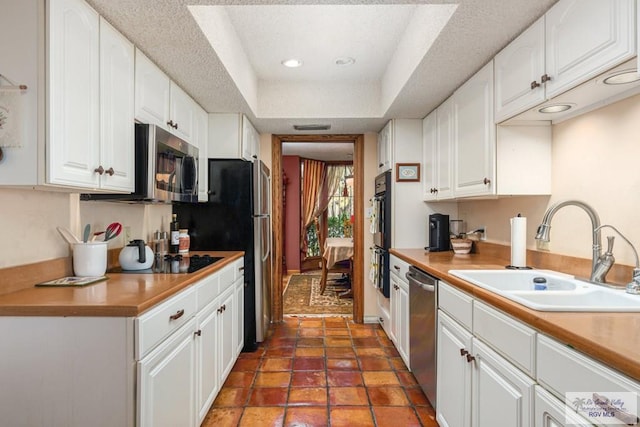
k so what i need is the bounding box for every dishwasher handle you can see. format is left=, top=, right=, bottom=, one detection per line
left=406, top=271, right=436, bottom=292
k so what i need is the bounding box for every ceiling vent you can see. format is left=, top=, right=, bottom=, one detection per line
left=293, top=124, right=332, bottom=131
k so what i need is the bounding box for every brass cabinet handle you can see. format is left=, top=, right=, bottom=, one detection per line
left=169, top=309, right=184, bottom=321
left=541, top=74, right=552, bottom=83
left=105, top=167, right=114, bottom=176
left=530, top=80, right=541, bottom=90
left=94, top=166, right=104, bottom=175
left=194, top=330, right=201, bottom=337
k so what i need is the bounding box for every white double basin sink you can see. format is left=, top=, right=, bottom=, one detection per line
left=448, top=269, right=640, bottom=312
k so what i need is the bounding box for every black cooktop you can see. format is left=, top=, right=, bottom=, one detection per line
left=109, top=254, right=223, bottom=274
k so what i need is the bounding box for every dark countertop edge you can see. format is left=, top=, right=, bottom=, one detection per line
left=0, top=251, right=244, bottom=317
left=390, top=248, right=640, bottom=382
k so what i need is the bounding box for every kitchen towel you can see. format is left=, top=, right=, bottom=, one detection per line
left=510, top=215, right=527, bottom=267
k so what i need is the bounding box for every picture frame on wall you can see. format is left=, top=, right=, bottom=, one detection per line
left=395, top=163, right=420, bottom=182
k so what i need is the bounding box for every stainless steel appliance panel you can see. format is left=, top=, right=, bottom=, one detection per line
left=407, top=265, right=438, bottom=408
left=254, top=160, right=272, bottom=342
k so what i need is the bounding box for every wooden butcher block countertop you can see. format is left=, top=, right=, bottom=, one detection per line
left=391, top=248, right=640, bottom=382
left=0, top=251, right=243, bottom=317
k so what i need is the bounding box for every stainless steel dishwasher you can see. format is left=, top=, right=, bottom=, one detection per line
left=406, top=265, right=438, bottom=408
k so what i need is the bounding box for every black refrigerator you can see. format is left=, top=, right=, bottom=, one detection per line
left=173, top=159, right=272, bottom=352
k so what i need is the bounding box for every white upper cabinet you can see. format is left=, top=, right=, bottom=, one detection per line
left=208, top=113, right=259, bottom=162
left=47, top=0, right=101, bottom=188
left=545, top=0, right=636, bottom=99
left=194, top=104, right=209, bottom=202
left=495, top=0, right=636, bottom=123
left=377, top=121, right=392, bottom=174
left=423, top=99, right=454, bottom=201
left=134, top=48, right=170, bottom=130
left=169, top=82, right=195, bottom=143
left=99, top=17, right=135, bottom=192
left=453, top=61, right=496, bottom=198
left=494, top=18, right=546, bottom=123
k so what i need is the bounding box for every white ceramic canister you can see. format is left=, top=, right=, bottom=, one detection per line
left=73, top=241, right=108, bottom=277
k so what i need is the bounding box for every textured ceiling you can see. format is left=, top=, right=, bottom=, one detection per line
left=86, top=0, right=558, bottom=134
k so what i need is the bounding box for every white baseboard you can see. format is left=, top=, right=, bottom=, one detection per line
left=363, top=315, right=381, bottom=324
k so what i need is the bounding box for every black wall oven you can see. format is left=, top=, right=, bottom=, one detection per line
left=372, top=171, right=391, bottom=297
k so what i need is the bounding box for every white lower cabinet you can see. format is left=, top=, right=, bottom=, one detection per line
left=218, top=286, right=236, bottom=382
left=535, top=386, right=592, bottom=427
left=472, top=339, right=535, bottom=427
left=389, top=255, right=410, bottom=368
left=195, top=299, right=221, bottom=423
left=437, top=280, right=640, bottom=427
left=138, top=318, right=197, bottom=427
left=234, top=275, right=245, bottom=356
left=436, top=311, right=473, bottom=427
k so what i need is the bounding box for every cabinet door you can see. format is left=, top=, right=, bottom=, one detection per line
left=241, top=115, right=259, bottom=162
left=534, top=386, right=592, bottom=427
left=170, top=82, right=195, bottom=143
left=377, top=121, right=392, bottom=174
left=138, top=318, right=196, bottom=427
left=435, top=98, right=454, bottom=199
left=545, top=0, right=636, bottom=99
left=196, top=301, right=220, bottom=424
left=218, top=287, right=235, bottom=382
left=472, top=339, right=535, bottom=427
left=494, top=18, right=546, bottom=123
left=234, top=276, right=245, bottom=357
left=47, top=0, right=100, bottom=188
left=99, top=17, right=135, bottom=192
left=436, top=311, right=473, bottom=427
left=389, top=274, right=400, bottom=346
left=454, top=61, right=495, bottom=198
left=195, top=104, right=209, bottom=202
left=396, top=278, right=410, bottom=367
left=422, top=111, right=437, bottom=201
left=134, top=48, right=170, bottom=129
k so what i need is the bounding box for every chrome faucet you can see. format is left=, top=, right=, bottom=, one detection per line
left=535, top=200, right=604, bottom=283
left=594, top=224, right=640, bottom=295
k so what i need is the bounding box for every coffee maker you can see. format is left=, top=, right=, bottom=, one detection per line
left=428, top=213, right=450, bottom=251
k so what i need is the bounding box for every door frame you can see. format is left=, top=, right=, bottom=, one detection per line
left=272, top=134, right=365, bottom=323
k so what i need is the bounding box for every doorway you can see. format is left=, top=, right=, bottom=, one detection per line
left=272, top=134, right=365, bottom=323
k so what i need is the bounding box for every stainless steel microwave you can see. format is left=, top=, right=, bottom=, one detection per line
left=81, top=124, right=199, bottom=203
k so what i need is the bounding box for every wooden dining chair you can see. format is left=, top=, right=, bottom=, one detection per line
left=320, top=256, right=353, bottom=295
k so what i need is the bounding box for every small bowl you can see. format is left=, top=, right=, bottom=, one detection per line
left=451, top=238, right=473, bottom=255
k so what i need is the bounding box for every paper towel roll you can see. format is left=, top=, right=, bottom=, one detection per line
left=510, top=215, right=527, bottom=267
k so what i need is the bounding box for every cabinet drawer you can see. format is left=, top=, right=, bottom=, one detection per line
left=389, top=255, right=410, bottom=280
left=220, top=258, right=244, bottom=290
left=136, top=286, right=197, bottom=359
left=537, top=334, right=640, bottom=405
left=473, top=300, right=536, bottom=377
left=535, top=385, right=592, bottom=427
left=196, top=273, right=220, bottom=312
left=438, top=281, right=473, bottom=331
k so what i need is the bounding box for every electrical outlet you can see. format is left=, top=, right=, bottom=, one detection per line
left=123, top=226, right=131, bottom=244
left=480, top=226, right=486, bottom=241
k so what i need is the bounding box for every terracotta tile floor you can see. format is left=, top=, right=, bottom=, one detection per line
left=202, top=316, right=438, bottom=427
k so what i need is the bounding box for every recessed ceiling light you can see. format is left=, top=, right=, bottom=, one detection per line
left=538, top=104, right=573, bottom=114
left=335, top=57, right=355, bottom=66
left=603, top=69, right=640, bottom=85
left=281, top=58, right=303, bottom=68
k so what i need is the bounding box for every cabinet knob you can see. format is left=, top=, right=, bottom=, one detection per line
left=393, top=265, right=400, bottom=270
left=379, top=163, right=383, bottom=167
left=169, top=309, right=185, bottom=321
left=217, top=307, right=222, bottom=314
left=174, top=122, right=179, bottom=130
left=167, top=120, right=174, bottom=128
left=394, top=284, right=399, bottom=290
left=541, top=74, right=552, bottom=83
left=530, top=80, right=541, bottom=90
left=483, top=177, right=491, bottom=185
left=94, top=166, right=104, bottom=175
left=194, top=329, right=201, bottom=337
left=460, top=348, right=469, bottom=356
left=466, top=354, right=476, bottom=363
left=105, top=167, right=114, bottom=176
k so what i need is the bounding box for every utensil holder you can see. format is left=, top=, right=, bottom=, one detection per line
left=73, top=242, right=108, bottom=277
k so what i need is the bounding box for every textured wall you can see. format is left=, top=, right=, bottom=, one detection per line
left=282, top=156, right=301, bottom=272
